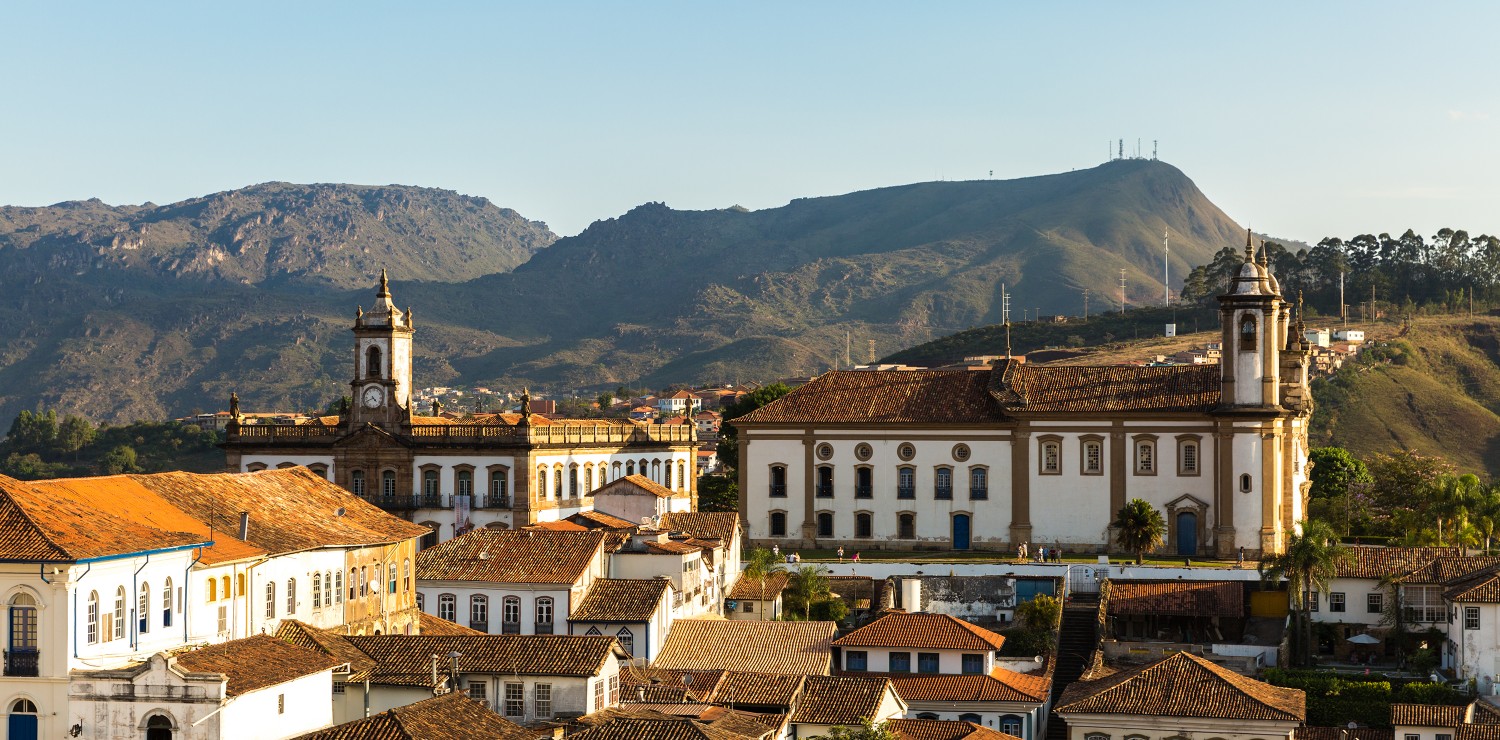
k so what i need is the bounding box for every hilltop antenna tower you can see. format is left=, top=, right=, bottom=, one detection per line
left=1118, top=139, right=1124, bottom=160
left=1119, top=269, right=1127, bottom=314
left=1339, top=270, right=1347, bottom=329
left=1082, top=289, right=1090, bottom=319
left=844, top=332, right=851, bottom=369
left=1153, top=140, right=1158, bottom=160
left=867, top=339, right=876, bottom=365
left=1163, top=229, right=1171, bottom=306
left=1001, top=283, right=1012, bottom=359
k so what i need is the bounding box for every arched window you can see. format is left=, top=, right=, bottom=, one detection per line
left=348, top=569, right=356, bottom=601
left=1136, top=440, right=1156, bottom=474
left=416, top=593, right=425, bottom=612
left=1240, top=314, right=1257, bottom=351
left=1241, top=473, right=1253, bottom=492
left=324, top=571, right=334, bottom=608
left=770, top=512, right=787, bottom=537
left=146, top=714, right=173, bottom=740
left=163, top=578, right=174, bottom=628
left=236, top=574, right=245, bottom=597
left=8, top=593, right=37, bottom=672
left=537, top=597, right=555, bottom=633
left=308, top=464, right=329, bottom=480
left=490, top=469, right=508, bottom=503
left=651, top=459, right=661, bottom=483
left=286, top=578, right=297, bottom=615
left=1180, top=440, right=1200, bottom=475
left=351, top=470, right=366, bottom=496
left=969, top=467, right=989, bottom=499
left=898, top=513, right=916, bottom=539
left=366, top=345, right=382, bottom=378
left=456, top=470, right=472, bottom=497
left=897, top=466, right=916, bottom=499
left=1082, top=440, right=1104, bottom=474
left=916, top=713, right=940, bottom=720
left=664, top=463, right=672, bottom=491
left=959, top=713, right=983, bottom=724
left=815, top=465, right=833, bottom=498
left=816, top=512, right=833, bottom=537
left=388, top=563, right=397, bottom=594
left=678, top=461, right=686, bottom=490
left=265, top=581, right=276, bottom=619
left=207, top=578, right=217, bottom=603
left=584, top=465, right=593, bottom=493
left=381, top=470, right=396, bottom=497
left=537, top=466, right=548, bottom=499
left=856, top=512, right=873, bottom=538
left=313, top=573, right=323, bottom=609
left=222, top=576, right=231, bottom=601
left=87, top=591, right=100, bottom=644
left=617, top=626, right=634, bottom=656
left=935, top=467, right=953, bottom=499
left=470, top=595, right=488, bottom=631
left=1041, top=440, right=1062, bottom=473
left=502, top=596, right=521, bottom=633
left=10, top=700, right=38, bottom=738
left=114, top=587, right=126, bottom=640
left=438, top=593, right=456, bottom=621
left=422, top=469, right=439, bottom=497
left=769, top=465, right=787, bottom=497
left=569, top=466, right=579, bottom=498
left=612, top=461, right=622, bottom=480
left=1000, top=715, right=1024, bottom=736
left=139, top=583, right=151, bottom=635
left=360, top=566, right=368, bottom=597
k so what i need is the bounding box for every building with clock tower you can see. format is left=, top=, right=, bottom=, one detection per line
left=224, top=273, right=699, bottom=547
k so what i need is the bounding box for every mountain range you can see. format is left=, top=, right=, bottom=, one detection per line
left=0, top=160, right=1250, bottom=423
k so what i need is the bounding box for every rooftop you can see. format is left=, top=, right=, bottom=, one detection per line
left=728, top=572, right=789, bottom=600
left=1055, top=651, right=1304, bottom=722
left=833, top=612, right=1007, bottom=651
left=1334, top=546, right=1463, bottom=580
left=1108, top=580, right=1244, bottom=617
left=589, top=474, right=678, bottom=499
left=345, top=635, right=623, bottom=685
left=844, top=668, right=1050, bottom=703
left=655, top=619, right=836, bottom=676
left=289, top=692, right=532, bottom=740
left=571, top=578, right=673, bottom=622
left=886, top=718, right=1023, bottom=740
left=710, top=671, right=806, bottom=708
left=173, top=634, right=339, bottom=697
left=416, top=528, right=604, bottom=585
left=660, top=512, right=742, bottom=543
left=1391, top=703, right=1468, bottom=728
left=788, top=675, right=898, bottom=726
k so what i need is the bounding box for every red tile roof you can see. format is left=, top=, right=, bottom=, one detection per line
left=0, top=474, right=214, bottom=562
left=788, top=675, right=897, bottom=725
left=589, top=474, right=678, bottom=499
left=571, top=579, right=672, bottom=622
left=174, top=634, right=339, bottom=696
left=1335, top=547, right=1462, bottom=580
left=1294, top=728, right=1394, bottom=740
left=1458, top=728, right=1500, bottom=740
left=834, top=612, right=1007, bottom=651
left=736, top=370, right=1004, bottom=424
left=526, top=520, right=591, bottom=531
left=1055, top=652, right=1304, bottom=721
left=991, top=361, right=1221, bottom=413
left=710, top=672, right=805, bottom=708
left=571, top=509, right=640, bottom=530
left=416, top=528, right=604, bottom=585
left=1109, top=581, right=1244, bottom=617
left=289, top=692, right=533, bottom=740
left=1391, top=703, right=1468, bottom=728
left=661, top=512, right=742, bottom=543
left=728, top=572, right=789, bottom=600
left=620, top=666, right=726, bottom=703
left=655, top=619, right=836, bottom=676
left=887, top=719, right=1022, bottom=740
left=346, top=635, right=622, bottom=685
left=846, top=668, right=1050, bottom=703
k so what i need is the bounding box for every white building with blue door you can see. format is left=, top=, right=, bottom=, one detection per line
left=735, top=237, right=1314, bottom=559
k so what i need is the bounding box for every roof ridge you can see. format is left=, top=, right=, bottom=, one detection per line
left=0, top=475, right=83, bottom=560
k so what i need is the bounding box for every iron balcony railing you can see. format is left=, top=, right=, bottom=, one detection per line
left=970, top=487, right=989, bottom=500
left=5, top=650, right=38, bottom=677
left=935, top=485, right=953, bottom=500
left=769, top=483, right=787, bottom=498
left=897, top=485, right=916, bottom=500
left=815, top=484, right=834, bottom=498
left=854, top=484, right=873, bottom=499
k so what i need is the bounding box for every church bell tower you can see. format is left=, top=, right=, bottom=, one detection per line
left=1218, top=230, right=1283, bottom=408
left=350, top=270, right=414, bottom=427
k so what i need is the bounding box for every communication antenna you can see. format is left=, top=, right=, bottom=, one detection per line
left=867, top=339, right=876, bottom=365
left=1001, top=283, right=1012, bottom=359
left=1163, top=229, right=1171, bottom=306
left=1082, top=289, right=1090, bottom=319
left=1118, top=139, right=1124, bottom=160
left=844, top=332, right=851, bottom=369
left=1137, top=138, right=1141, bottom=158
left=1153, top=140, right=1158, bottom=160
left=1119, top=269, right=1127, bottom=314
left=1339, top=270, right=1346, bottom=328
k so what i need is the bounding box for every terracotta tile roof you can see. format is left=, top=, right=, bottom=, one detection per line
left=834, top=612, right=1007, bottom=651
left=661, top=512, right=742, bottom=543
left=571, top=509, right=639, bottom=530
left=588, top=474, right=679, bottom=499
left=569, top=715, right=763, bottom=740
left=1055, top=652, right=1304, bottom=721
left=1409, top=557, right=1500, bottom=585
left=526, top=520, right=590, bottom=531
left=1472, top=700, right=1500, bottom=725
left=417, top=612, right=484, bottom=636
left=0, top=474, right=217, bottom=562
left=655, top=619, right=836, bottom=675
left=416, top=528, right=604, bottom=585
left=346, top=635, right=621, bottom=685
left=846, top=668, right=1050, bottom=703
left=174, top=634, right=338, bottom=696
left=1109, top=581, right=1244, bottom=617
left=736, top=370, right=1005, bottom=424
left=788, top=675, right=897, bottom=725
left=1294, top=728, right=1394, bottom=740
left=645, top=539, right=704, bottom=555
left=887, top=718, right=1022, bottom=740
left=991, top=362, right=1221, bottom=413
left=289, top=692, right=533, bottom=740
left=1335, top=546, right=1462, bottom=580
left=132, top=468, right=430, bottom=555
left=571, top=578, right=672, bottom=622
left=729, top=572, right=789, bottom=600
left=621, top=666, right=727, bottom=702
left=1391, top=703, right=1468, bottom=728
left=710, top=671, right=806, bottom=708
left=273, top=621, right=378, bottom=680
left=1443, top=568, right=1500, bottom=603
left=1458, top=728, right=1500, bottom=740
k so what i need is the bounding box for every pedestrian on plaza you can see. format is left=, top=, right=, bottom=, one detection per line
left=773, top=544, right=780, bottom=558
left=838, top=546, right=845, bottom=562
left=852, top=552, right=860, bottom=563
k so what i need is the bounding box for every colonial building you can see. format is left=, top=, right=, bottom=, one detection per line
left=223, top=271, right=699, bottom=542
left=735, top=236, right=1313, bottom=558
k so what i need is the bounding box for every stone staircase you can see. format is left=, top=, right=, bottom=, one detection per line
left=1045, top=593, right=1101, bottom=740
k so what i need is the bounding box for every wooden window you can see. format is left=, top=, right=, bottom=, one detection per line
left=934, top=467, right=953, bottom=499
left=816, top=512, right=833, bottom=537
left=1081, top=437, right=1104, bottom=475
left=381, top=470, right=396, bottom=497
left=898, top=513, right=915, bottom=539
left=1039, top=436, right=1063, bottom=474
left=438, top=594, right=456, bottom=621
left=969, top=467, right=989, bottom=499
left=769, top=511, right=787, bottom=537
left=897, top=467, right=916, bottom=499
left=87, top=591, right=99, bottom=644
left=1134, top=437, right=1158, bottom=475
left=1178, top=436, right=1202, bottom=476
left=856, top=512, right=873, bottom=538
left=350, top=470, right=365, bottom=496
left=265, top=581, right=276, bottom=619
left=769, top=465, right=787, bottom=497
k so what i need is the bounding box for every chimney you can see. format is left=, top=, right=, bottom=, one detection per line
left=238, top=512, right=250, bottom=541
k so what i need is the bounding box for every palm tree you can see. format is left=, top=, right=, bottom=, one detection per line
left=1259, top=520, right=1351, bottom=667
left=786, top=564, right=833, bottom=620
left=1112, top=498, right=1166, bottom=564
left=742, top=547, right=785, bottom=621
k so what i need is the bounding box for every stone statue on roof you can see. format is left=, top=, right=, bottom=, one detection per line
left=228, top=391, right=240, bottom=421
left=520, top=388, right=531, bottom=422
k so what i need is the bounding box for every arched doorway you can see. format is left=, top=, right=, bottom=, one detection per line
left=146, top=713, right=173, bottom=740
left=1176, top=511, right=1198, bottom=555
left=6, top=699, right=37, bottom=740
left=7, top=595, right=37, bottom=677
left=953, top=513, right=972, bottom=551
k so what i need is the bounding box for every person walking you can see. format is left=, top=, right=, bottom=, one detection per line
left=838, top=546, right=845, bottom=562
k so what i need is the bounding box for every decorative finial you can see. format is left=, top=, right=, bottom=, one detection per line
left=378, top=269, right=390, bottom=298
left=1244, top=226, right=1254, bottom=262
left=1258, top=240, right=1269, bottom=266
left=355, top=305, right=363, bottom=320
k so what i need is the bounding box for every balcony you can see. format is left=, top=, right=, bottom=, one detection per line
left=815, top=484, right=834, bottom=499
left=970, top=487, right=989, bottom=500
left=854, top=484, right=873, bottom=499
left=897, top=485, right=916, bottom=500
left=536, top=622, right=554, bottom=635
left=5, top=650, right=37, bottom=677
left=469, top=621, right=489, bottom=633
left=420, top=493, right=444, bottom=508
left=475, top=495, right=511, bottom=510
left=501, top=622, right=520, bottom=635
left=769, top=484, right=787, bottom=498
left=373, top=495, right=416, bottom=511
left=935, top=485, right=953, bottom=500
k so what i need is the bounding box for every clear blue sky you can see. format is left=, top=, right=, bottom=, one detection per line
left=3, top=2, right=1496, bottom=241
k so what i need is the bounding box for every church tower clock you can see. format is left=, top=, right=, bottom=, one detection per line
left=350, top=270, right=414, bottom=427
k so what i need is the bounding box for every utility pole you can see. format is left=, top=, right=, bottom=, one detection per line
left=844, top=332, right=851, bottom=369
left=867, top=340, right=875, bottom=365
left=1119, top=269, right=1127, bottom=314
left=1163, top=229, right=1170, bottom=306
left=1082, top=289, right=1090, bottom=319
left=1001, top=283, right=1012, bottom=359
left=1339, top=270, right=1346, bottom=329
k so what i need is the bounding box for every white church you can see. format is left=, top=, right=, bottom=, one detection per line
left=735, top=236, right=1313, bottom=558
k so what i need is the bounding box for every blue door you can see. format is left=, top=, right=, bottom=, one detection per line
left=953, top=514, right=971, bottom=551
left=1177, top=512, right=1198, bottom=555
left=7, top=713, right=37, bottom=740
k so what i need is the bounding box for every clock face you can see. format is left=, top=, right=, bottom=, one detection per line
left=362, top=386, right=384, bottom=409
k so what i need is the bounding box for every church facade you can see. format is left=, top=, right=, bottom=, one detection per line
left=734, top=239, right=1312, bottom=557
left=224, top=272, right=698, bottom=545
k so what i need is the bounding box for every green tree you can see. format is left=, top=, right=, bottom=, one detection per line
left=6, top=409, right=58, bottom=453
left=1112, top=498, right=1166, bottom=564
left=716, top=384, right=792, bottom=469
left=809, top=597, right=849, bottom=623
left=742, top=547, right=786, bottom=621
left=1308, top=447, right=1370, bottom=501
left=56, top=415, right=96, bottom=459
left=813, top=720, right=901, bottom=740
left=784, top=564, right=833, bottom=621
left=696, top=474, right=738, bottom=513
left=100, top=445, right=141, bottom=475
left=1259, top=520, right=1351, bottom=667
left=596, top=392, right=615, bottom=414
left=1016, top=593, right=1061, bottom=631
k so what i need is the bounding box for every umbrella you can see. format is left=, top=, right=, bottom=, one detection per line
left=1347, top=633, right=1381, bottom=644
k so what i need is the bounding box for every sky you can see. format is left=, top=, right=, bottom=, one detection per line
left=3, top=2, right=1497, bottom=241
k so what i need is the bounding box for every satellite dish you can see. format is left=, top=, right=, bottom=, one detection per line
left=335, top=507, right=347, bottom=517
left=682, top=672, right=693, bottom=685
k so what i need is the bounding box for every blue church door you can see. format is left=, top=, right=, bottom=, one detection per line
left=953, top=514, right=971, bottom=551
left=1177, top=512, right=1198, bottom=555
left=7, top=710, right=37, bottom=740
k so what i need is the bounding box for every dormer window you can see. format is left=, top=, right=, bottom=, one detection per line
left=1240, top=315, right=1257, bottom=351
left=366, top=345, right=382, bottom=378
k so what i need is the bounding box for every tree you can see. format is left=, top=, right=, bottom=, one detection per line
left=1016, top=593, right=1061, bottom=631
left=596, top=392, right=615, bottom=414
left=6, top=409, right=58, bottom=453
left=1308, top=447, right=1370, bottom=500
left=784, top=564, right=833, bottom=621
left=1259, top=520, right=1351, bottom=667
left=100, top=445, right=141, bottom=475
left=56, top=415, right=96, bottom=459
left=813, top=720, right=901, bottom=740
left=716, top=384, right=792, bottom=470
left=809, top=597, right=849, bottom=623
left=1112, top=498, right=1166, bottom=564
left=696, top=474, right=738, bottom=513
left=741, top=547, right=786, bottom=621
